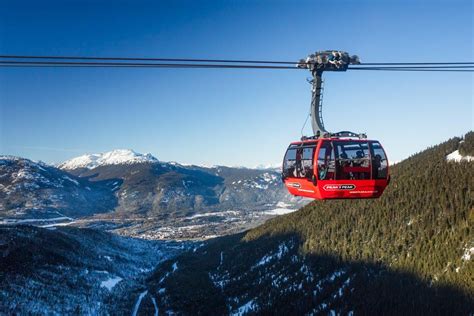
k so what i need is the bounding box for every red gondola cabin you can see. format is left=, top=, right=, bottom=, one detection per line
left=282, top=138, right=390, bottom=199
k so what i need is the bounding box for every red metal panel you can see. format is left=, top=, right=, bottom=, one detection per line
left=284, top=177, right=388, bottom=200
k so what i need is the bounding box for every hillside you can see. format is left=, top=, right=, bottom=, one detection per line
left=136, top=133, right=473, bottom=315
left=0, top=156, right=118, bottom=221
left=0, top=225, right=189, bottom=315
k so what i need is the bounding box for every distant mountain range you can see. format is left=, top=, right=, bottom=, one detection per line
left=1, top=149, right=304, bottom=238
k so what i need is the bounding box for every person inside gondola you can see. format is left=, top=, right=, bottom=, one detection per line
left=352, top=150, right=369, bottom=179
left=295, top=148, right=303, bottom=177
left=353, top=150, right=364, bottom=165
left=338, top=152, right=351, bottom=179
left=301, top=147, right=314, bottom=180
left=372, top=154, right=382, bottom=179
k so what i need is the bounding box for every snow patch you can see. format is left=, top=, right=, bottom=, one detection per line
left=100, top=276, right=122, bottom=291
left=254, top=242, right=290, bottom=268
left=1, top=217, right=73, bottom=225
left=158, top=261, right=179, bottom=285
left=132, top=290, right=148, bottom=316
left=231, top=299, right=257, bottom=316
left=276, top=201, right=291, bottom=208
left=461, top=247, right=473, bottom=261
left=446, top=150, right=474, bottom=162
left=151, top=296, right=159, bottom=316
left=264, top=208, right=296, bottom=216
left=185, top=210, right=240, bottom=220
left=254, top=163, right=281, bottom=170
left=261, top=172, right=277, bottom=183
left=172, top=261, right=178, bottom=272
left=62, top=175, right=79, bottom=186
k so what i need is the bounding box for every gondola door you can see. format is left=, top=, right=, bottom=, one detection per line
left=315, top=139, right=388, bottom=199
left=315, top=140, right=343, bottom=199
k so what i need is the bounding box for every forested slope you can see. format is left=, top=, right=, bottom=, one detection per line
left=139, top=133, right=473, bottom=315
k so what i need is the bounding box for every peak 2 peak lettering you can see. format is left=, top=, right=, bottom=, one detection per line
left=323, top=184, right=356, bottom=191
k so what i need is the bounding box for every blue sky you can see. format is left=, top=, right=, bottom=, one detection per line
left=0, top=0, right=472, bottom=167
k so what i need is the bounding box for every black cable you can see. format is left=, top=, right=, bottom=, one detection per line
left=0, top=54, right=301, bottom=65
left=348, top=67, right=474, bottom=72
left=350, top=65, right=474, bottom=69
left=0, top=61, right=298, bottom=69
left=0, top=64, right=294, bottom=70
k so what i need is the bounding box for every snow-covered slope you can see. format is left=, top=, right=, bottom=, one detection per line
left=0, top=156, right=117, bottom=220
left=0, top=225, right=189, bottom=315
left=253, top=163, right=282, bottom=171
left=59, top=149, right=158, bottom=170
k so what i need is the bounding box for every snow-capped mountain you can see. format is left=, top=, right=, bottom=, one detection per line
left=58, top=149, right=158, bottom=170
left=0, top=156, right=117, bottom=222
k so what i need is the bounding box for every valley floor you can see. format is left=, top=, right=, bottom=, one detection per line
left=1, top=204, right=299, bottom=240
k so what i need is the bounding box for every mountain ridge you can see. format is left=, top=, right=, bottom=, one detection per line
left=0, top=155, right=118, bottom=221
left=58, top=149, right=159, bottom=170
